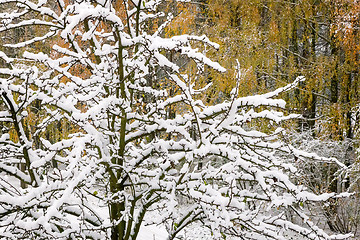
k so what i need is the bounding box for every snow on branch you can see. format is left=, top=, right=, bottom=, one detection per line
left=0, top=1, right=351, bottom=240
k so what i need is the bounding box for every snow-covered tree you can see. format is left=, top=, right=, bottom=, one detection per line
left=0, top=0, right=352, bottom=239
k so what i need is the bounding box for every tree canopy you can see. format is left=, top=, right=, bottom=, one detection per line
left=0, top=0, right=358, bottom=239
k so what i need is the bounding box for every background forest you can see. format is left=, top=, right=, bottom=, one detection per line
left=0, top=0, right=359, bottom=239
left=171, top=0, right=360, bottom=234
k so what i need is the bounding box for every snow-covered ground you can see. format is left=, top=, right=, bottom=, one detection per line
left=137, top=222, right=309, bottom=240
left=137, top=225, right=168, bottom=240
left=137, top=222, right=213, bottom=240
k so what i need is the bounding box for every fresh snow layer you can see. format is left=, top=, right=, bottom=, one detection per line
left=137, top=224, right=168, bottom=240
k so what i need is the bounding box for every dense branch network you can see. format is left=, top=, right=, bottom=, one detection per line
left=0, top=0, right=352, bottom=240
